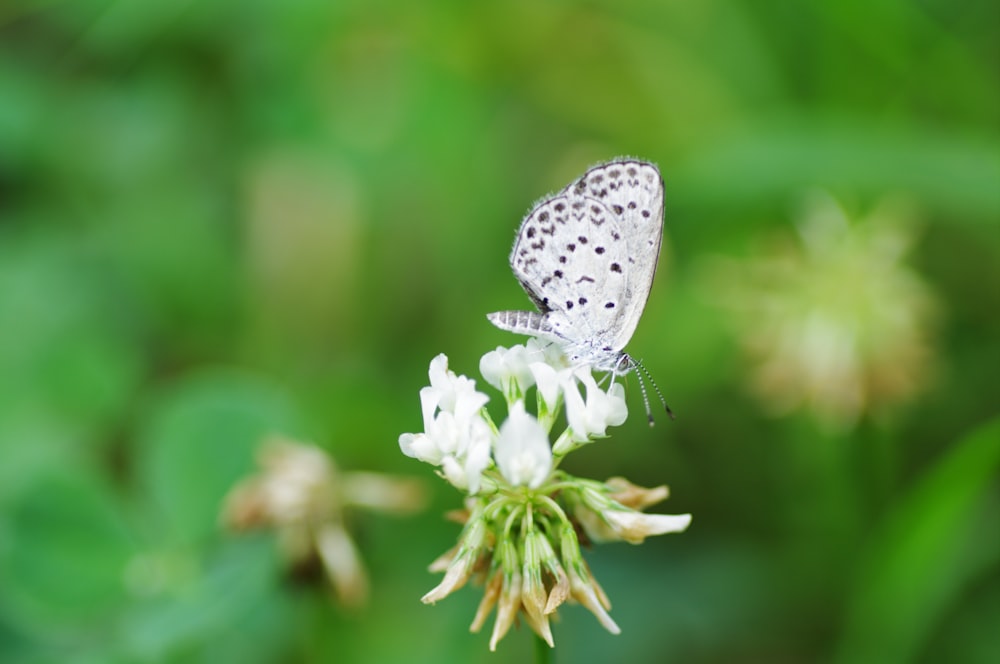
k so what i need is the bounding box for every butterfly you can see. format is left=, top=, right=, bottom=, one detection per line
left=487, top=158, right=670, bottom=418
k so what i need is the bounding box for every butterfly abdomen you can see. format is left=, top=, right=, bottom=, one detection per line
left=487, top=310, right=556, bottom=338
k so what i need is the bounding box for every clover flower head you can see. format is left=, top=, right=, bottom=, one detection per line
left=399, top=354, right=493, bottom=493
left=222, top=436, right=425, bottom=607
left=400, top=343, right=690, bottom=649
left=481, top=344, right=536, bottom=401
left=708, top=191, right=937, bottom=430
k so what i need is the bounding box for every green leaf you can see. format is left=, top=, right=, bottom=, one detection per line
left=0, top=237, right=144, bottom=440
left=835, top=417, right=1000, bottom=663
left=674, top=120, right=1000, bottom=219
left=135, top=370, right=307, bottom=546
left=115, top=537, right=289, bottom=663
left=0, top=470, right=137, bottom=630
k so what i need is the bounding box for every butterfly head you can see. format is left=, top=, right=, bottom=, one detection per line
left=563, top=344, right=673, bottom=425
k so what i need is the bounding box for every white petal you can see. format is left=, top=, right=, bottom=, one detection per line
left=427, top=354, right=451, bottom=390
left=426, top=411, right=460, bottom=455
left=480, top=344, right=534, bottom=391
left=441, top=455, right=469, bottom=491
left=562, top=376, right=591, bottom=442
left=604, top=510, right=692, bottom=543
left=494, top=401, right=552, bottom=488
left=427, top=353, right=480, bottom=414
left=315, top=523, right=368, bottom=606
left=463, top=422, right=493, bottom=494
left=529, top=361, right=563, bottom=410
left=561, top=369, right=629, bottom=440
left=583, top=377, right=628, bottom=432
left=398, top=432, right=442, bottom=464
left=479, top=348, right=506, bottom=391
left=572, top=504, right=619, bottom=543
left=452, top=382, right=489, bottom=426
left=528, top=338, right=570, bottom=368
left=418, top=386, right=440, bottom=431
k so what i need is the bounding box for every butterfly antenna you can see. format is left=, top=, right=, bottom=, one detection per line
left=632, top=357, right=674, bottom=424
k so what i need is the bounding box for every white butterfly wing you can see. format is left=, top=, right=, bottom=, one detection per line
left=561, top=160, right=664, bottom=348
left=488, top=159, right=664, bottom=365
left=504, top=194, right=629, bottom=348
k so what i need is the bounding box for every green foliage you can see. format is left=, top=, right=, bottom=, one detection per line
left=1, top=0, right=997, bottom=662
left=837, top=417, right=1000, bottom=664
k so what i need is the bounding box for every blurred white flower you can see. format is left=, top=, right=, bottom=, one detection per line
left=222, top=436, right=425, bottom=607
left=709, top=192, right=937, bottom=429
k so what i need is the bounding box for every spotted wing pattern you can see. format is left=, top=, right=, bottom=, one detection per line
left=560, top=160, right=664, bottom=348
left=488, top=159, right=664, bottom=370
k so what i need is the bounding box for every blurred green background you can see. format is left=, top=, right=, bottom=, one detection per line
left=1, top=1, right=998, bottom=662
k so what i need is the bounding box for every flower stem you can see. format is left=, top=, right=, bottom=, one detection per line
left=533, top=632, right=553, bottom=664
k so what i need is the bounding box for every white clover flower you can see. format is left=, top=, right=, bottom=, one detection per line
left=574, top=483, right=691, bottom=544
left=708, top=191, right=937, bottom=429
left=563, top=368, right=628, bottom=442
left=480, top=344, right=536, bottom=402
left=531, top=336, right=572, bottom=366
left=401, top=159, right=693, bottom=647
left=222, top=436, right=425, bottom=607
left=401, top=345, right=690, bottom=650
left=528, top=358, right=628, bottom=452
left=425, top=353, right=485, bottom=417
left=494, top=401, right=552, bottom=489
left=440, top=418, right=492, bottom=493
left=528, top=360, right=570, bottom=410
left=399, top=354, right=493, bottom=494
left=600, top=509, right=692, bottom=544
